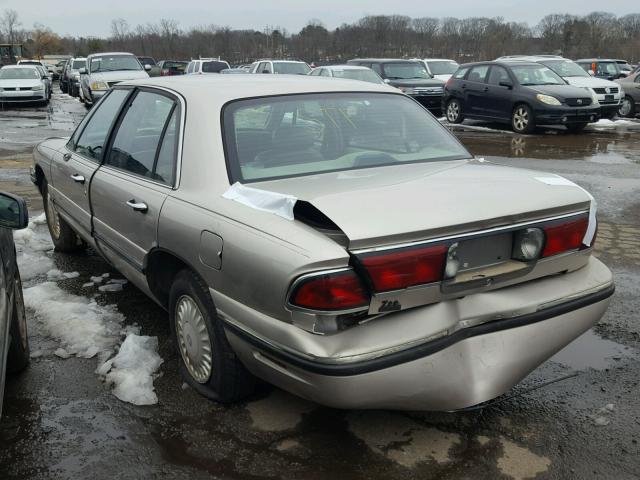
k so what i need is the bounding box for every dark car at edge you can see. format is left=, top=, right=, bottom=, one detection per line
left=443, top=61, right=600, bottom=133
left=347, top=58, right=445, bottom=115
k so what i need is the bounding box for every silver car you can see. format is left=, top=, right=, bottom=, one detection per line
left=79, top=52, right=149, bottom=107
left=31, top=76, right=613, bottom=410
left=0, top=65, right=49, bottom=105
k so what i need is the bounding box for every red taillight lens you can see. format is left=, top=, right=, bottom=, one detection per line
left=359, top=244, right=448, bottom=292
left=542, top=216, right=589, bottom=257
left=290, top=270, right=369, bottom=311
left=446, top=77, right=453, bottom=88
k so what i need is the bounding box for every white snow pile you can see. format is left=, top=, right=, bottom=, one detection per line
left=13, top=213, right=54, bottom=280
left=97, top=334, right=164, bottom=405
left=23, top=281, right=126, bottom=359
left=588, top=119, right=638, bottom=129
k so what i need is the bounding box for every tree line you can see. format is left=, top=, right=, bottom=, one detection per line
left=2, top=9, right=639, bottom=64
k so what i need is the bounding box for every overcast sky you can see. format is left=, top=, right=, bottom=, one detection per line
left=1, top=0, right=637, bottom=37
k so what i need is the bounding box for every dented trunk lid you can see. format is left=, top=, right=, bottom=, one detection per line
left=254, top=159, right=592, bottom=249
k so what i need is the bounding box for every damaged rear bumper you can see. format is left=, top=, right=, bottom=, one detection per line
left=217, top=257, right=614, bottom=410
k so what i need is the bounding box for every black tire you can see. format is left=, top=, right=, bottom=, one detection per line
left=7, top=271, right=29, bottom=374
left=618, top=96, right=636, bottom=118
left=169, top=269, right=255, bottom=403
left=512, top=104, right=535, bottom=134
left=445, top=99, right=464, bottom=123
left=42, top=179, right=84, bottom=252
left=566, top=123, right=588, bottom=133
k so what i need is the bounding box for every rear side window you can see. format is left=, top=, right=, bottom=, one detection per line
left=202, top=61, right=229, bottom=73
left=74, top=89, right=129, bottom=161
left=467, top=65, right=489, bottom=83
left=105, top=91, right=178, bottom=184
left=453, top=67, right=469, bottom=79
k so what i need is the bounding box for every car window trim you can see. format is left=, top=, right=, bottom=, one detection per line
left=72, top=88, right=135, bottom=163
left=100, top=85, right=184, bottom=189
left=220, top=91, right=472, bottom=185
left=151, top=102, right=179, bottom=184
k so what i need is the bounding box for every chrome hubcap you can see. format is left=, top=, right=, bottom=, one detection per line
left=447, top=102, right=459, bottom=121
left=619, top=98, right=632, bottom=117
left=175, top=295, right=212, bottom=383
left=46, top=191, right=61, bottom=239
left=513, top=107, right=529, bottom=131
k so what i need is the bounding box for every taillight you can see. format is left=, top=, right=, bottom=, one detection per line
left=289, top=270, right=369, bottom=311
left=542, top=216, right=589, bottom=257
left=358, top=244, right=448, bottom=292
left=446, top=77, right=453, bottom=88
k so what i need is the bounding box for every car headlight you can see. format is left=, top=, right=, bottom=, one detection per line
left=398, top=86, right=415, bottom=95
left=90, top=81, right=109, bottom=91
left=32, top=84, right=44, bottom=91
left=536, top=94, right=561, bottom=106
left=618, top=86, right=625, bottom=98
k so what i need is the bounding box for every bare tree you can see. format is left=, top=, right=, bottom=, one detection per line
left=1, top=9, right=21, bottom=44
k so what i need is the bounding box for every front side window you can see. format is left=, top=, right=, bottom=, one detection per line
left=223, top=93, right=470, bottom=182
left=105, top=91, right=177, bottom=184
left=382, top=62, right=430, bottom=80
left=511, top=65, right=565, bottom=86
left=91, top=55, right=142, bottom=73
left=74, top=89, right=130, bottom=161
left=597, top=62, right=619, bottom=76
left=488, top=66, right=510, bottom=85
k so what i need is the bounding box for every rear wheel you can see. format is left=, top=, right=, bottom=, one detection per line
left=445, top=99, right=464, bottom=123
left=512, top=104, right=535, bottom=134
left=42, top=179, right=84, bottom=252
left=618, top=96, right=635, bottom=118
left=566, top=123, right=588, bottom=133
left=7, top=271, right=29, bottom=374
left=169, top=269, right=255, bottom=403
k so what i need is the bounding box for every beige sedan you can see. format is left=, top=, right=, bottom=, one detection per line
left=32, top=75, right=613, bottom=410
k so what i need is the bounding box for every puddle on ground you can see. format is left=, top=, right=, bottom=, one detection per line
left=549, top=330, right=633, bottom=370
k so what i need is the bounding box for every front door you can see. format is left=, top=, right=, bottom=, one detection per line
left=90, top=88, right=180, bottom=289
left=50, top=89, right=130, bottom=239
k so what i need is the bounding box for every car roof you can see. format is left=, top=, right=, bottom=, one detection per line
left=1, top=64, right=39, bottom=69
left=422, top=58, right=458, bottom=62
left=576, top=58, right=618, bottom=62
left=460, top=60, right=541, bottom=68
left=350, top=58, right=422, bottom=63
left=87, top=52, right=136, bottom=58
left=121, top=74, right=397, bottom=104
left=323, top=65, right=371, bottom=70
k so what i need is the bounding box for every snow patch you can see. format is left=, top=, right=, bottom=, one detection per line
left=99, top=283, right=124, bottom=293
left=588, top=119, right=638, bottom=129
left=100, top=334, right=163, bottom=405
left=46, top=269, right=80, bottom=281
left=14, top=213, right=54, bottom=281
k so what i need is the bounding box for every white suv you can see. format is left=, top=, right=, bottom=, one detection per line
left=185, top=59, right=230, bottom=74
left=498, top=56, right=624, bottom=119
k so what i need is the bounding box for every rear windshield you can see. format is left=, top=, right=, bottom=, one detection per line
left=426, top=61, right=459, bottom=75
left=273, top=62, right=311, bottom=75
left=202, top=61, right=229, bottom=73
left=223, top=93, right=470, bottom=182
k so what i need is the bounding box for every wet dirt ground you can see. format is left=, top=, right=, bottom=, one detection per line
left=0, top=90, right=639, bottom=480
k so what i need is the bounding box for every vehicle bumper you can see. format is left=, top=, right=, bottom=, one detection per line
left=0, top=91, right=46, bottom=102
left=412, top=95, right=443, bottom=114
left=217, top=257, right=613, bottom=410
left=599, top=103, right=621, bottom=117
left=534, top=106, right=600, bottom=125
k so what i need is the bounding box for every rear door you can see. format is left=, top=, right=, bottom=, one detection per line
left=90, top=88, right=181, bottom=287
left=50, top=89, right=130, bottom=239
left=484, top=66, right=513, bottom=120
left=464, top=65, right=490, bottom=116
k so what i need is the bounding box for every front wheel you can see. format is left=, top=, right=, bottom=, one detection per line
left=169, top=269, right=256, bottom=403
left=566, top=123, right=588, bottom=133
left=445, top=99, right=464, bottom=123
left=618, top=96, right=636, bottom=118
left=42, top=179, right=84, bottom=252
left=6, top=271, right=29, bottom=374
left=512, top=104, right=535, bottom=134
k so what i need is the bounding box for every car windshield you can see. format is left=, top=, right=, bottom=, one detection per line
left=72, top=60, right=86, bottom=69
left=383, top=63, right=431, bottom=80
left=202, top=61, right=229, bottom=73
left=0, top=67, right=40, bottom=79
left=426, top=61, right=459, bottom=75
left=90, top=55, right=142, bottom=73
left=273, top=62, right=311, bottom=75
left=542, top=60, right=590, bottom=78
left=223, top=93, right=470, bottom=182
left=597, top=62, right=620, bottom=75
left=511, top=65, right=565, bottom=86
left=331, top=68, right=382, bottom=84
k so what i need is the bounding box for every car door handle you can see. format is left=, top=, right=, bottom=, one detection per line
left=126, top=200, right=148, bottom=212
left=70, top=174, right=85, bottom=183
left=483, top=87, right=489, bottom=92
left=63, top=152, right=71, bottom=161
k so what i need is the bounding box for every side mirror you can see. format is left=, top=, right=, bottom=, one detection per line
left=383, top=78, right=391, bottom=84
left=79, top=67, right=87, bottom=75
left=0, top=192, right=28, bottom=230
left=144, top=64, right=152, bottom=71
left=499, top=81, right=513, bottom=89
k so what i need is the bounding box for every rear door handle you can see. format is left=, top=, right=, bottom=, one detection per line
left=70, top=174, right=85, bottom=183
left=126, top=200, right=148, bottom=212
